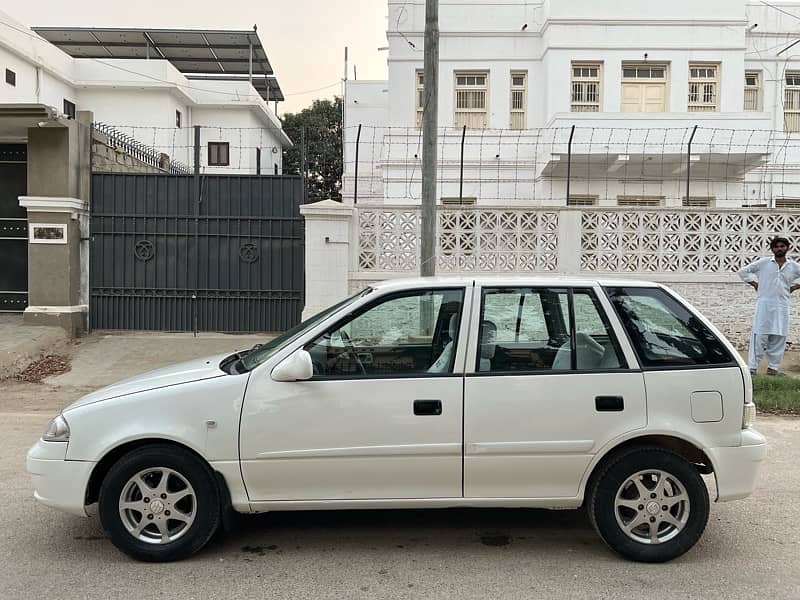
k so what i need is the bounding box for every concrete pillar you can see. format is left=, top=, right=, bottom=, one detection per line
left=19, top=113, right=91, bottom=336
left=299, top=200, right=355, bottom=319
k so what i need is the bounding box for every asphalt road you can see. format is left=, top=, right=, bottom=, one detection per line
left=1, top=397, right=797, bottom=600
left=2, top=326, right=799, bottom=600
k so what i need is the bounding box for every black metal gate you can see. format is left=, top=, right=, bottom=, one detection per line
left=0, top=144, right=28, bottom=312
left=90, top=173, right=304, bottom=332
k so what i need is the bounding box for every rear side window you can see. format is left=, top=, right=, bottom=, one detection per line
left=605, top=287, right=733, bottom=368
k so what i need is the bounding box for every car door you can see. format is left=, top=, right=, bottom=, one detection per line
left=239, top=286, right=469, bottom=502
left=463, top=284, right=647, bottom=499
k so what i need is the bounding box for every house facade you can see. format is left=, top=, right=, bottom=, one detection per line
left=344, top=0, right=800, bottom=208
left=0, top=10, right=291, bottom=174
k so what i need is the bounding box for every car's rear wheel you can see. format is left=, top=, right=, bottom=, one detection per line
left=589, top=446, right=709, bottom=562
left=99, top=444, right=220, bottom=561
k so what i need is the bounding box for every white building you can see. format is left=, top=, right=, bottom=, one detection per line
left=0, top=10, right=291, bottom=174
left=344, top=0, right=800, bottom=208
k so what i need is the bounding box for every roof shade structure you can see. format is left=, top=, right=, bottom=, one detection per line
left=32, top=27, right=282, bottom=101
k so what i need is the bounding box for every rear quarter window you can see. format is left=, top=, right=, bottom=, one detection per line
left=605, top=287, right=733, bottom=368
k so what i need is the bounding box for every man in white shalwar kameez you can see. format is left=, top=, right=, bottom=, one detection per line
left=738, top=237, right=800, bottom=375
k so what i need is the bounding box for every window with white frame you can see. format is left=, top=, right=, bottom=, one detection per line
left=621, top=64, right=667, bottom=112
left=745, top=71, right=761, bottom=112
left=567, top=195, right=598, bottom=207
left=454, top=72, right=489, bottom=129
left=688, top=64, right=719, bottom=112
left=616, top=195, right=664, bottom=207
left=415, top=70, right=424, bottom=128
left=571, top=63, right=601, bottom=112
left=785, top=72, right=800, bottom=132
left=510, top=71, right=527, bottom=129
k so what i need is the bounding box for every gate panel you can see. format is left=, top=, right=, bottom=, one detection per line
left=0, top=144, right=28, bottom=312
left=90, top=173, right=304, bottom=332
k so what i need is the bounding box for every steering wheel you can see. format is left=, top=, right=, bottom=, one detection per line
left=339, top=330, right=367, bottom=375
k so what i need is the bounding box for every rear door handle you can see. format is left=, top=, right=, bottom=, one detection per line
left=414, top=399, right=442, bottom=416
left=595, top=396, right=624, bottom=412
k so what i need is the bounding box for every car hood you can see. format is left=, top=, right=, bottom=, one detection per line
left=64, top=353, right=231, bottom=411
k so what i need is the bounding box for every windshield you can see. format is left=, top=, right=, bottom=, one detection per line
left=239, top=288, right=372, bottom=371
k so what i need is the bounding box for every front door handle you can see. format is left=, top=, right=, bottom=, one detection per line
left=596, top=396, right=624, bottom=412
left=414, top=399, right=442, bottom=416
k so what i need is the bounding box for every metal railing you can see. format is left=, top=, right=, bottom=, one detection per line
left=92, top=122, right=192, bottom=175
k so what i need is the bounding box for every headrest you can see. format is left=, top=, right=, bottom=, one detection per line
left=448, top=313, right=459, bottom=339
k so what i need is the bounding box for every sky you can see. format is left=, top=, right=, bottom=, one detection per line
left=3, top=0, right=389, bottom=115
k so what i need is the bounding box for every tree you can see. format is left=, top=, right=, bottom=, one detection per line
left=282, top=97, right=342, bottom=202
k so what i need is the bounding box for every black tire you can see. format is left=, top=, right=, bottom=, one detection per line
left=588, top=446, right=709, bottom=563
left=99, top=444, right=221, bottom=562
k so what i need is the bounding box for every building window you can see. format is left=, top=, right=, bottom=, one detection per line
left=441, top=197, right=477, bottom=206
left=682, top=196, right=715, bottom=208
left=63, top=99, right=76, bottom=119
left=616, top=195, right=664, bottom=207
left=5, top=68, right=15, bottom=86
left=775, top=198, right=800, bottom=209
left=509, top=71, right=527, bottom=129
left=415, top=70, right=425, bottom=128
left=571, top=63, right=601, bottom=112
left=785, top=72, right=800, bottom=132
left=745, top=71, right=761, bottom=112
left=621, top=64, right=667, bottom=112
left=454, top=71, right=489, bottom=129
left=567, top=195, right=598, bottom=207
left=208, top=142, right=230, bottom=166
left=688, top=64, right=719, bottom=112
left=175, top=110, right=182, bottom=128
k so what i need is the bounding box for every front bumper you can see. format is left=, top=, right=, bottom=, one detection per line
left=26, top=439, right=94, bottom=517
left=708, top=429, right=768, bottom=502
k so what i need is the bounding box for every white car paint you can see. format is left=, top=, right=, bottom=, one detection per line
left=27, top=276, right=767, bottom=523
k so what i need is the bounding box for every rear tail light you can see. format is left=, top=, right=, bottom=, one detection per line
left=743, top=402, right=757, bottom=429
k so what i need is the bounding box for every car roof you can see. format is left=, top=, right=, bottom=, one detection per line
left=368, top=275, right=662, bottom=292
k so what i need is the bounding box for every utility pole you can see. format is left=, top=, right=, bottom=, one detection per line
left=421, top=0, right=439, bottom=277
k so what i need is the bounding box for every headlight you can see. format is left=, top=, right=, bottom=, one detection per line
left=42, top=415, right=70, bottom=442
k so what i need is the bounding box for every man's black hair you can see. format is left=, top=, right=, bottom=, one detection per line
left=770, top=236, right=791, bottom=249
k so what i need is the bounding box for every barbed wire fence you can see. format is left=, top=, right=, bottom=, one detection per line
left=90, top=123, right=800, bottom=208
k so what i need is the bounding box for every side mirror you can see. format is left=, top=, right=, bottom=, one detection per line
left=271, top=349, right=314, bottom=382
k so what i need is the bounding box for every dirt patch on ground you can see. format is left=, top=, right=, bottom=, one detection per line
left=7, top=354, right=72, bottom=384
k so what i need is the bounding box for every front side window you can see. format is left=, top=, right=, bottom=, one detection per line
left=477, top=287, right=624, bottom=373
left=306, top=289, right=465, bottom=378
left=745, top=70, right=761, bottom=111
left=605, top=287, right=733, bottom=368
left=786, top=71, right=800, bottom=132
left=415, top=70, right=425, bottom=128
left=510, top=71, right=527, bottom=129
left=454, top=71, right=489, bottom=129
left=688, top=64, right=719, bottom=112
left=571, top=63, right=601, bottom=112
left=208, top=142, right=230, bottom=166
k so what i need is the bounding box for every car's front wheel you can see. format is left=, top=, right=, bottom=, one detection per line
left=589, top=446, right=709, bottom=562
left=99, top=444, right=220, bottom=561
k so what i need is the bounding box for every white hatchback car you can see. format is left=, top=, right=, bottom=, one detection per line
left=28, top=277, right=766, bottom=563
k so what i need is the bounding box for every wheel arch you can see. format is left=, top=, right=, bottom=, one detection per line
left=580, top=434, right=715, bottom=506
left=84, top=438, right=229, bottom=508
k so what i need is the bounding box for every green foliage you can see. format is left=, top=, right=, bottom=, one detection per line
left=752, top=374, right=800, bottom=415
left=282, top=97, right=342, bottom=202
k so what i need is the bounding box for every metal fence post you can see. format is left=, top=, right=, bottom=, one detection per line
left=459, top=125, right=466, bottom=202
left=193, top=125, right=201, bottom=336
left=687, top=125, right=698, bottom=204
left=300, top=126, right=307, bottom=203
left=566, top=125, right=575, bottom=204
left=354, top=124, right=362, bottom=205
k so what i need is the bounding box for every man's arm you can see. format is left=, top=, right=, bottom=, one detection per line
left=738, top=258, right=765, bottom=290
